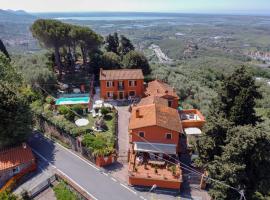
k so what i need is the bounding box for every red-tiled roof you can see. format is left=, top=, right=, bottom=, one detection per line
left=137, top=96, right=168, bottom=107
left=145, top=80, right=179, bottom=99
left=100, top=68, right=144, bottom=80
left=129, top=104, right=182, bottom=132
left=0, top=144, right=35, bottom=171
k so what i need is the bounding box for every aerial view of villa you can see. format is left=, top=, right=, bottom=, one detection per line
left=1, top=1, right=270, bottom=200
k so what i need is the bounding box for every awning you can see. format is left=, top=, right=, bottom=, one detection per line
left=184, top=127, right=202, bottom=135
left=134, top=142, right=177, bottom=155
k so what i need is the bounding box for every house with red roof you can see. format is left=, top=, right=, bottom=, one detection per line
left=145, top=80, right=179, bottom=109
left=99, top=68, right=144, bottom=100
left=0, top=143, right=36, bottom=190
left=128, top=102, right=183, bottom=189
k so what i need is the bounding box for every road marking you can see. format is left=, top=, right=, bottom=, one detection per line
left=102, top=172, right=108, bottom=176
left=32, top=148, right=99, bottom=200
left=111, top=177, right=117, bottom=182
left=120, top=183, right=137, bottom=195
left=40, top=133, right=100, bottom=171
left=140, top=196, right=147, bottom=200
left=33, top=134, right=142, bottom=198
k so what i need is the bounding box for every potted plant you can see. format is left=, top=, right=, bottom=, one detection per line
left=170, top=165, right=176, bottom=176
left=154, top=166, right=158, bottom=174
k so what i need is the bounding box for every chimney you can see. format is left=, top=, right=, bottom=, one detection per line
left=22, top=143, right=27, bottom=149
left=136, top=109, right=141, bottom=118
left=100, top=68, right=105, bottom=76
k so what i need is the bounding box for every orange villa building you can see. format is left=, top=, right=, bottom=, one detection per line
left=145, top=80, right=179, bottom=109
left=99, top=68, right=144, bottom=100
left=128, top=101, right=183, bottom=189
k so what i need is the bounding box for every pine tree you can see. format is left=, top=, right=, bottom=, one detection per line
left=218, top=65, right=261, bottom=125
left=105, top=33, right=119, bottom=54
left=118, top=35, right=134, bottom=56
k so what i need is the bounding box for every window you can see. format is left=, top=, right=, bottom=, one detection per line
left=107, top=91, right=113, bottom=98
left=168, top=100, right=173, bottom=107
left=129, top=91, right=136, bottom=97
left=13, top=167, right=20, bottom=174
left=106, top=81, right=114, bottom=87
left=166, top=133, right=172, bottom=140
left=118, top=81, right=123, bottom=87
left=139, top=131, right=145, bottom=138
left=129, top=80, right=137, bottom=87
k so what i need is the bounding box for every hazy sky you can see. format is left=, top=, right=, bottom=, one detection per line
left=1, top=0, right=270, bottom=13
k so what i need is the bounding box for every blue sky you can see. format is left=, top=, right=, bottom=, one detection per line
left=1, top=0, right=270, bottom=14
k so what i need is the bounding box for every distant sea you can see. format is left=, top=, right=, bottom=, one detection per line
left=33, top=12, right=187, bottom=21
left=54, top=16, right=175, bottom=21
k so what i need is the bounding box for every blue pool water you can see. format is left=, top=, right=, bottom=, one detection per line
left=55, top=96, right=90, bottom=105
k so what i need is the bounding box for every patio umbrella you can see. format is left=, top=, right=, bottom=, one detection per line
left=75, top=118, right=89, bottom=127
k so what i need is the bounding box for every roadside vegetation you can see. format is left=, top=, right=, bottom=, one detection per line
left=53, top=181, right=79, bottom=200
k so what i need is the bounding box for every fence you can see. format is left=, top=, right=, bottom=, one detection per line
left=28, top=175, right=56, bottom=198
left=27, top=171, right=93, bottom=200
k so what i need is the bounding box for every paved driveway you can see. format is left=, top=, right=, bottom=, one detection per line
left=116, top=106, right=130, bottom=162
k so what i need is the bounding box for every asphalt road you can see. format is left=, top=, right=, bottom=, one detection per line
left=28, top=133, right=146, bottom=200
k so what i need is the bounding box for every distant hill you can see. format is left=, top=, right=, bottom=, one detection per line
left=0, top=9, right=36, bottom=22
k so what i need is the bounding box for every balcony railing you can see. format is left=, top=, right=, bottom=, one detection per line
left=118, top=85, right=125, bottom=90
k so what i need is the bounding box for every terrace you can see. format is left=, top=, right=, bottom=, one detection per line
left=179, top=109, right=206, bottom=129
left=128, top=151, right=182, bottom=189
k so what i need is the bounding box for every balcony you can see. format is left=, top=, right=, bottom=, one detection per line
left=179, top=109, right=206, bottom=129
left=118, top=85, right=125, bottom=90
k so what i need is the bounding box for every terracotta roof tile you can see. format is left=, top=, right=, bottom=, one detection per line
left=137, top=96, right=168, bottom=107
left=129, top=104, right=182, bottom=132
left=100, top=68, right=144, bottom=80
left=145, top=80, right=179, bottom=99
left=0, top=144, right=35, bottom=171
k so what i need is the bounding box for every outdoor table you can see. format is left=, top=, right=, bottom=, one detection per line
left=148, top=160, right=165, bottom=166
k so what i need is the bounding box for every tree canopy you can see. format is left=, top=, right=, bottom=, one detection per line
left=217, top=65, right=262, bottom=125
left=122, top=50, right=151, bottom=74
left=197, top=65, right=269, bottom=200
left=105, top=32, right=119, bottom=54
left=0, top=53, right=32, bottom=148
left=0, top=39, right=10, bottom=59
left=208, top=126, right=270, bottom=200
left=118, top=35, right=134, bottom=56
left=31, top=19, right=103, bottom=76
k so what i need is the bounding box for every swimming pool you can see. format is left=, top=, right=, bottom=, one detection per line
left=55, top=96, right=90, bottom=105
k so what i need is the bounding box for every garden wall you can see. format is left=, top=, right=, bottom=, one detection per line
left=34, top=110, right=118, bottom=167
left=35, top=115, right=78, bottom=151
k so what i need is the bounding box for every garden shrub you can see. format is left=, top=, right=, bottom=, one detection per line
left=82, top=134, right=114, bottom=157
left=100, top=107, right=110, bottom=116
left=45, top=95, right=55, bottom=104
left=58, top=106, right=69, bottom=115
left=71, top=104, right=84, bottom=115
left=53, top=181, right=78, bottom=200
